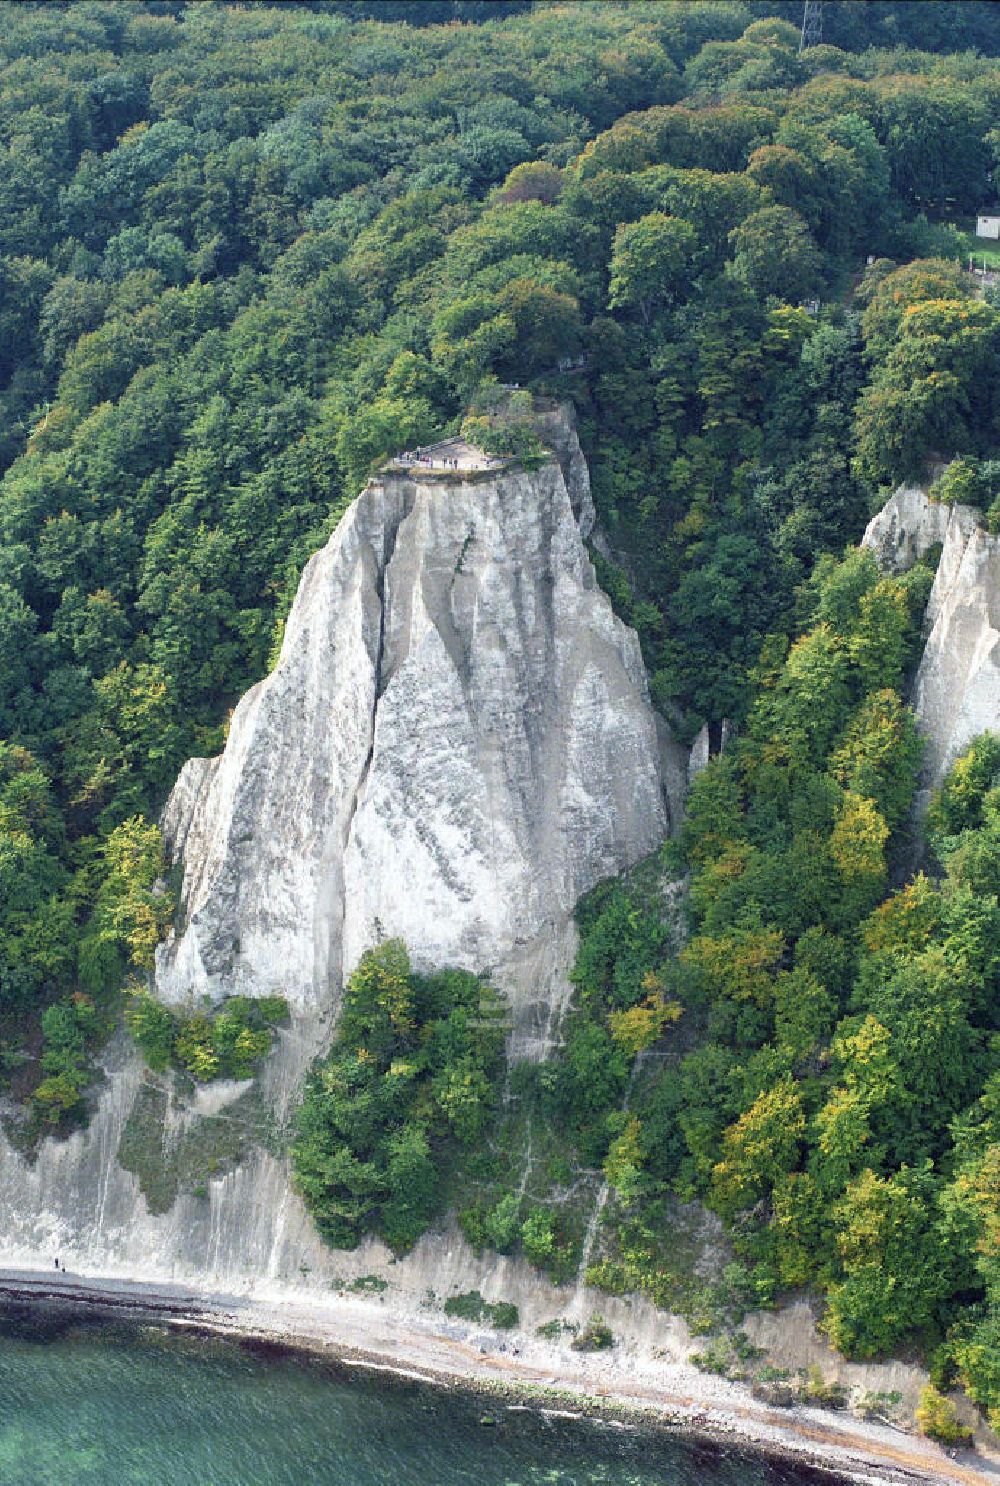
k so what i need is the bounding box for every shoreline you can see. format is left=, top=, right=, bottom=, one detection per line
left=0, top=1267, right=995, bottom=1486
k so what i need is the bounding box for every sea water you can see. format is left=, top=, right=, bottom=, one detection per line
left=0, top=1306, right=848, bottom=1486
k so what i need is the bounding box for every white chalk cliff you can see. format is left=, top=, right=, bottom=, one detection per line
left=862, top=482, right=1000, bottom=790
left=0, top=405, right=680, bottom=1280
left=156, top=405, right=679, bottom=1052
left=0, top=451, right=974, bottom=1437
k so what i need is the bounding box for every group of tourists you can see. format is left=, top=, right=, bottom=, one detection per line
left=400, top=448, right=462, bottom=469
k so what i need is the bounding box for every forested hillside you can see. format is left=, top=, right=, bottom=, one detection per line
left=2, top=0, right=999, bottom=1438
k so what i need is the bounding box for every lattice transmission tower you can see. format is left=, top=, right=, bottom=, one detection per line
left=799, top=0, right=823, bottom=52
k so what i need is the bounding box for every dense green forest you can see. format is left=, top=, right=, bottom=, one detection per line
left=1, top=0, right=999, bottom=1436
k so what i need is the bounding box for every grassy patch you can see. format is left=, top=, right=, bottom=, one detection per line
left=570, top=1314, right=614, bottom=1351
left=691, top=1337, right=733, bottom=1376
left=536, top=1318, right=578, bottom=1340
left=797, top=1366, right=849, bottom=1410
left=584, top=1193, right=750, bottom=1335
left=853, top=1388, right=902, bottom=1421
left=692, top=1331, right=767, bottom=1383
left=347, top=1274, right=389, bottom=1295
left=117, top=1077, right=278, bottom=1215
left=443, top=1290, right=520, bottom=1329
left=951, top=228, right=1000, bottom=270
left=454, top=1062, right=595, bottom=1285
left=117, top=1083, right=176, bottom=1214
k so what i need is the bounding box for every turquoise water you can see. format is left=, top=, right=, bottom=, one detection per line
left=0, top=1306, right=846, bottom=1486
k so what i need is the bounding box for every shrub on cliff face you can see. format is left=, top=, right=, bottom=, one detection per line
left=930, top=457, right=1000, bottom=514
left=30, top=1000, right=93, bottom=1127
left=292, top=941, right=508, bottom=1253
left=125, top=990, right=287, bottom=1081
left=916, top=1385, right=974, bottom=1446
left=949, top=1314, right=1000, bottom=1434
left=460, top=388, right=545, bottom=464
left=571, top=1314, right=614, bottom=1351
left=125, top=989, right=175, bottom=1072
left=443, top=1290, right=519, bottom=1328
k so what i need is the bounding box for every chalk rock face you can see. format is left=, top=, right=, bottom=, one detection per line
left=156, top=407, right=671, bottom=1041
left=862, top=484, right=1000, bottom=789
left=860, top=484, right=954, bottom=574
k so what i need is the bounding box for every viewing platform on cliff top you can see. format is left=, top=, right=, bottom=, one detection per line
left=384, top=436, right=517, bottom=477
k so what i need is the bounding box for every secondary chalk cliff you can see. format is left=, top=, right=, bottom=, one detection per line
left=156, top=404, right=679, bottom=1052
left=863, top=483, right=1000, bottom=790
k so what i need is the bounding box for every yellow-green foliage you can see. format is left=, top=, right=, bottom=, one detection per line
left=555, top=555, right=998, bottom=1402
left=829, top=791, right=888, bottom=884
left=682, top=926, right=785, bottom=1007
left=603, top=1113, right=644, bottom=1199
left=861, top=875, right=942, bottom=955
left=126, top=990, right=286, bottom=1082
left=916, top=1386, right=974, bottom=1446
left=711, top=1078, right=805, bottom=1217
left=608, top=982, right=681, bottom=1057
